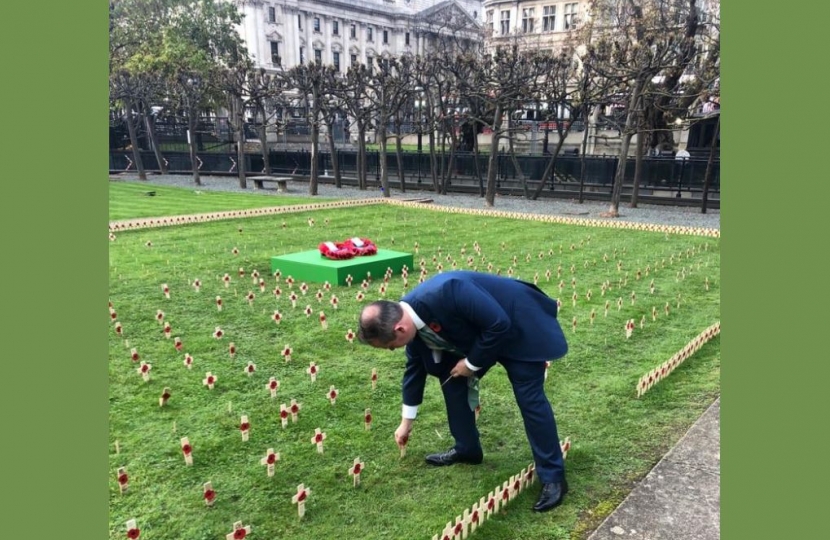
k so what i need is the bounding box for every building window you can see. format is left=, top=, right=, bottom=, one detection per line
left=405, top=32, right=410, bottom=45
left=268, top=7, right=276, bottom=23
left=333, top=51, right=341, bottom=70
left=522, top=8, right=535, bottom=33
left=298, top=14, right=303, bottom=30
left=270, top=41, right=280, bottom=65
left=486, top=10, right=494, bottom=33
left=564, top=3, right=578, bottom=29
left=313, top=17, right=321, bottom=32
left=383, top=29, right=389, bottom=44
left=543, top=6, right=556, bottom=32
left=351, top=53, right=358, bottom=66
left=333, top=20, right=339, bottom=36
left=367, top=27, right=373, bottom=42
left=299, top=46, right=305, bottom=64
left=366, top=55, right=373, bottom=70
left=500, top=11, right=510, bottom=36
left=314, top=49, right=322, bottom=63
left=350, top=23, right=357, bottom=39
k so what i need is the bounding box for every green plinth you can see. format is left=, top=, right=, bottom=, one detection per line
left=271, top=249, right=414, bottom=286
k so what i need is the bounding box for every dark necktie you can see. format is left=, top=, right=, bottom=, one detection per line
left=418, top=326, right=464, bottom=356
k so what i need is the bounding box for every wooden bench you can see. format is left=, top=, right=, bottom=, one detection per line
left=250, top=176, right=291, bottom=192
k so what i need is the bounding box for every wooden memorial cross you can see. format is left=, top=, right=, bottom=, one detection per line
left=279, top=404, right=289, bottom=428
left=307, top=362, right=319, bottom=382
left=267, top=377, right=279, bottom=398
left=156, top=309, right=164, bottom=324
left=225, top=521, right=251, bottom=540
left=292, top=484, right=311, bottom=517
left=203, top=372, right=217, bottom=390
left=345, top=329, right=355, bottom=344
left=330, top=295, right=339, bottom=309
left=183, top=353, right=193, bottom=369
left=260, top=448, right=280, bottom=476
left=126, top=519, right=140, bottom=539
left=162, top=283, right=170, bottom=299
left=310, top=428, right=327, bottom=453
left=117, top=467, right=128, bottom=494
left=163, top=322, right=172, bottom=339
left=304, top=305, right=312, bottom=318
left=371, top=368, right=378, bottom=390
left=319, top=311, right=327, bottom=329
left=240, top=415, right=250, bottom=441
left=174, top=336, right=183, bottom=352
left=137, top=362, right=152, bottom=382
left=364, top=408, right=372, bottom=430
left=327, top=385, right=338, bottom=405
left=203, top=481, right=216, bottom=507
left=159, top=387, right=171, bottom=407
left=216, top=296, right=223, bottom=311
left=290, top=399, right=301, bottom=423
left=245, top=362, right=256, bottom=376
left=282, top=345, right=292, bottom=363
left=213, top=326, right=224, bottom=339
left=180, top=437, right=193, bottom=465
left=349, top=457, right=364, bottom=486
left=228, top=342, right=237, bottom=359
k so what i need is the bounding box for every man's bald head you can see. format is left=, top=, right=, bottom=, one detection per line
left=358, top=300, right=404, bottom=345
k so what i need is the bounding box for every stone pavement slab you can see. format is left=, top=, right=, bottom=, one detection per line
left=587, top=398, right=720, bottom=540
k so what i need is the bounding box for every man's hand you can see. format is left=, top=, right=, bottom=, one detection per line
left=450, top=359, right=474, bottom=379
left=395, top=419, right=413, bottom=448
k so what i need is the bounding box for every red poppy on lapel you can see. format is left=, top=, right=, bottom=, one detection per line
left=428, top=322, right=442, bottom=333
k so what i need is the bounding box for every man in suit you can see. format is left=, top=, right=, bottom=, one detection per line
left=358, top=271, right=569, bottom=512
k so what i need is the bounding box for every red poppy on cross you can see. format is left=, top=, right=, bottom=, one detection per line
left=117, top=467, right=129, bottom=494
left=245, top=362, right=256, bottom=376
left=307, top=362, right=318, bottom=382
left=203, top=482, right=216, bottom=507
left=260, top=448, right=279, bottom=476
left=240, top=415, right=250, bottom=441
left=327, top=385, right=338, bottom=405
left=180, top=437, right=193, bottom=465
left=226, top=521, right=251, bottom=540
left=349, top=457, right=364, bottom=486
left=282, top=345, right=292, bottom=362
left=183, top=353, right=193, bottom=369
left=159, top=387, right=171, bottom=407
left=292, top=484, right=310, bottom=517
left=279, top=404, right=289, bottom=428
left=290, top=399, right=301, bottom=423
left=310, top=428, right=327, bottom=453
left=203, top=372, right=217, bottom=390
left=125, top=519, right=140, bottom=539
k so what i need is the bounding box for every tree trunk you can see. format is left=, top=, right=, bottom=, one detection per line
left=142, top=106, right=167, bottom=174
left=472, top=121, right=484, bottom=197
left=531, top=123, right=570, bottom=200
left=357, top=124, right=367, bottom=190
left=309, top=111, right=319, bottom=195
left=506, top=115, right=528, bottom=199
left=187, top=111, right=201, bottom=186
left=125, top=102, right=146, bottom=180
left=484, top=104, right=503, bottom=207
left=428, top=124, right=439, bottom=193
left=608, top=82, right=644, bottom=216
left=325, top=118, right=341, bottom=188
left=578, top=108, right=591, bottom=204
left=630, top=131, right=645, bottom=208
left=378, top=123, right=390, bottom=197
left=701, top=115, right=720, bottom=214
left=394, top=117, right=405, bottom=192
left=258, top=114, right=270, bottom=175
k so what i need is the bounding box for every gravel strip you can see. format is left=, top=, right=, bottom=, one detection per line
left=111, top=173, right=720, bottom=231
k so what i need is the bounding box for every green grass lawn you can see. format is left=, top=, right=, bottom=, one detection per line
left=109, top=180, right=335, bottom=221
left=108, top=184, right=720, bottom=540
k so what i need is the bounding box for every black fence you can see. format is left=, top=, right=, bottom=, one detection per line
left=110, top=148, right=719, bottom=206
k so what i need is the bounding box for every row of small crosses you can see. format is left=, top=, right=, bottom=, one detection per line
left=431, top=438, right=571, bottom=540
left=637, top=322, right=721, bottom=397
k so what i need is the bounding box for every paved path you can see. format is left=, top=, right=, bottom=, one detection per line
left=588, top=398, right=720, bottom=540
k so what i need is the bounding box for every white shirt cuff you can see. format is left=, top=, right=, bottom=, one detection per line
left=402, top=405, right=419, bottom=419
left=465, top=359, right=481, bottom=372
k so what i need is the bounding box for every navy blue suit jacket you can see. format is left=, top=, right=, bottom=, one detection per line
left=401, top=271, right=567, bottom=408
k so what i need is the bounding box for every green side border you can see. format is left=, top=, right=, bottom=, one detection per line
left=0, top=0, right=108, bottom=535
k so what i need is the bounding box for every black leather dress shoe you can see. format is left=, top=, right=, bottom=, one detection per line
left=425, top=448, right=483, bottom=466
left=532, top=480, right=568, bottom=512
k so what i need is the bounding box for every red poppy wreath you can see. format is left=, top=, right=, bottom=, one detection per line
left=318, top=237, right=377, bottom=260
